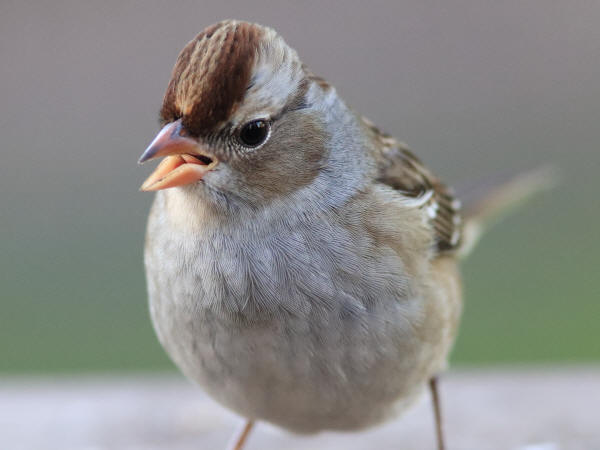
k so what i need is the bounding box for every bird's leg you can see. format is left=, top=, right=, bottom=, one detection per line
left=226, top=419, right=255, bottom=450
left=429, top=376, right=445, bottom=450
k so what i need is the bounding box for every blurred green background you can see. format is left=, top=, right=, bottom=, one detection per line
left=1, top=1, right=598, bottom=374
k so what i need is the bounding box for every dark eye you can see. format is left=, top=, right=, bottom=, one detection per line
left=238, top=119, right=270, bottom=147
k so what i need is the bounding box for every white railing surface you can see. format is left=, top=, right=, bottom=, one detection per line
left=1, top=367, right=598, bottom=450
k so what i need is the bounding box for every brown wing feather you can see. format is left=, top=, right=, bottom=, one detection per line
left=363, top=116, right=462, bottom=252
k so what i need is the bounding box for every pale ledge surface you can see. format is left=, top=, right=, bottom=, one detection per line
left=2, top=367, right=598, bottom=450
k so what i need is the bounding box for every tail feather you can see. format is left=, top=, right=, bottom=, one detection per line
left=457, top=165, right=558, bottom=258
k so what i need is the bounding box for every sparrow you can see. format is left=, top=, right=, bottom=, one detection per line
left=139, top=20, right=551, bottom=450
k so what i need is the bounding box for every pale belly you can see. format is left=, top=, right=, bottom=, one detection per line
left=150, top=292, right=440, bottom=433
left=144, top=195, right=461, bottom=433
left=146, top=259, right=459, bottom=432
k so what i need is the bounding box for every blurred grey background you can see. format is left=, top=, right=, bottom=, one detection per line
left=1, top=1, right=598, bottom=374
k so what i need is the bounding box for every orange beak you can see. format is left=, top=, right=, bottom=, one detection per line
left=138, top=120, right=218, bottom=191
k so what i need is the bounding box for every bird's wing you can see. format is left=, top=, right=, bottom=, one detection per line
left=363, top=116, right=462, bottom=253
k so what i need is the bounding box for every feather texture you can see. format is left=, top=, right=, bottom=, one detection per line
left=363, top=116, right=463, bottom=252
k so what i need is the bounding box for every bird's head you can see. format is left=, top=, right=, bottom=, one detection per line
left=139, top=20, right=367, bottom=216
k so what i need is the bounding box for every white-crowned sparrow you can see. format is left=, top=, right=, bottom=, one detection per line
left=139, top=20, right=550, bottom=450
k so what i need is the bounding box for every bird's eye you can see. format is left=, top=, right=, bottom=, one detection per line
left=238, top=119, right=270, bottom=148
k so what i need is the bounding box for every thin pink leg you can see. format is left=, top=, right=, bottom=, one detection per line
left=429, top=376, right=446, bottom=450
left=226, top=419, right=255, bottom=450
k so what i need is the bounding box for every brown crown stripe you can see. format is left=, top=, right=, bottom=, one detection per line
left=160, top=21, right=264, bottom=136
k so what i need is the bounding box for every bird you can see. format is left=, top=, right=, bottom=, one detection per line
left=138, top=20, right=552, bottom=450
